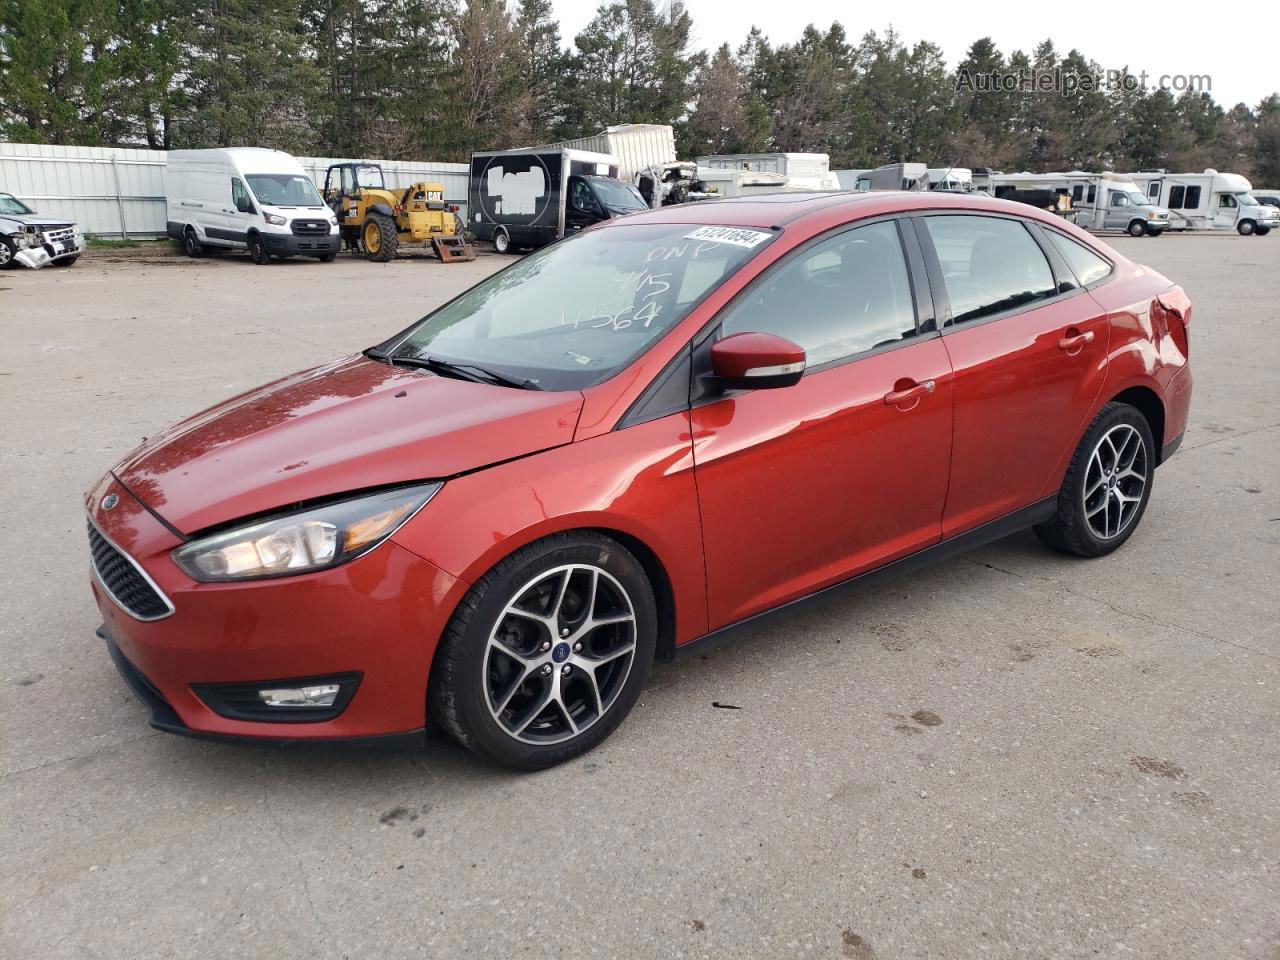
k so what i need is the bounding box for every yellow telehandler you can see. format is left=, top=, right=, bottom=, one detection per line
left=322, top=162, right=475, bottom=262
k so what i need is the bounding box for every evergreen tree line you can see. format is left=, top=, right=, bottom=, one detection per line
left=3, top=0, right=1278, bottom=183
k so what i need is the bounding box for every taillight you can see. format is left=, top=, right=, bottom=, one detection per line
left=449, top=204, right=459, bottom=212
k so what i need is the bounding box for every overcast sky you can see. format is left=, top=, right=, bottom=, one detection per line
left=551, top=0, right=1274, bottom=111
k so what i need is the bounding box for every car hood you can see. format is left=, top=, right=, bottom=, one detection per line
left=3, top=215, right=73, bottom=228
left=112, top=355, right=584, bottom=534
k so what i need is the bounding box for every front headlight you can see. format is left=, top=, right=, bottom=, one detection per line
left=172, top=482, right=441, bottom=582
left=263, top=212, right=287, bottom=226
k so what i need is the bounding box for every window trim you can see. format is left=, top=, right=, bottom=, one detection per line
left=1036, top=224, right=1116, bottom=293
left=910, top=210, right=1084, bottom=334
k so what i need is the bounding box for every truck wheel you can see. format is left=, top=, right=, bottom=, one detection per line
left=493, top=227, right=512, bottom=254
left=1147, top=229, right=1163, bottom=237
left=182, top=227, right=204, bottom=258
left=1127, top=220, right=1147, bottom=237
left=362, top=214, right=398, bottom=262
left=0, top=238, right=16, bottom=269
left=248, top=233, right=271, bottom=265
left=1237, top=220, right=1255, bottom=236
left=1256, top=227, right=1271, bottom=236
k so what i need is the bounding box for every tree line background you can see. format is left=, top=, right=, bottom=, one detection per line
left=3, top=0, right=1278, bottom=184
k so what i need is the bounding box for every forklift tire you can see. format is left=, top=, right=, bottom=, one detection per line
left=363, top=214, right=398, bottom=262
left=1127, top=220, right=1147, bottom=237
left=493, top=227, right=512, bottom=254
left=248, top=233, right=271, bottom=265
left=1237, top=220, right=1255, bottom=236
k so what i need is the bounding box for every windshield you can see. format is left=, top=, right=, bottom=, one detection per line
left=385, top=223, right=775, bottom=390
left=589, top=178, right=648, bottom=213
left=356, top=165, right=385, bottom=189
left=246, top=174, right=325, bottom=208
left=0, top=193, right=34, bottom=216
left=1234, top=192, right=1260, bottom=206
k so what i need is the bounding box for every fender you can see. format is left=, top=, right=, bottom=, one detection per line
left=367, top=203, right=395, bottom=220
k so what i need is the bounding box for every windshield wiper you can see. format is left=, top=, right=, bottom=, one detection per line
left=371, top=351, right=539, bottom=390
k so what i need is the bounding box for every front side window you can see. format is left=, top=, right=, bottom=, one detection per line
left=570, top=179, right=597, bottom=213
left=231, top=178, right=253, bottom=213
left=386, top=223, right=774, bottom=391
left=1110, top=192, right=1129, bottom=208
left=720, top=220, right=917, bottom=367
left=1219, top=194, right=1237, bottom=208
left=0, top=193, right=33, bottom=216
left=922, top=215, right=1057, bottom=325
left=246, top=174, right=324, bottom=207
left=1046, top=230, right=1112, bottom=287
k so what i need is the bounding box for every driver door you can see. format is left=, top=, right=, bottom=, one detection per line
left=566, top=177, right=602, bottom=232
left=691, top=219, right=953, bottom=628
left=1104, top=190, right=1129, bottom=229
left=1214, top=194, right=1238, bottom=229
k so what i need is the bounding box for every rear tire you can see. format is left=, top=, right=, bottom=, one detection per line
left=248, top=233, right=271, bottom=265
left=362, top=214, right=398, bottom=262
left=1035, top=402, right=1155, bottom=558
left=1237, top=220, right=1255, bottom=236
left=429, top=532, right=657, bottom=770
left=1127, top=220, right=1147, bottom=237
left=183, top=227, right=204, bottom=258
left=493, top=227, right=512, bottom=254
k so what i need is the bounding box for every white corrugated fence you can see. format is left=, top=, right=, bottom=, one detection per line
left=0, top=142, right=471, bottom=239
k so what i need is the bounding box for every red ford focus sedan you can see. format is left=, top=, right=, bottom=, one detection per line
left=88, top=192, right=1192, bottom=768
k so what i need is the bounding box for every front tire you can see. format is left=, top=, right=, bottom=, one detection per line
left=362, top=214, right=398, bottom=262
left=0, top=238, right=17, bottom=269
left=1035, top=402, right=1155, bottom=557
left=1255, top=226, right=1270, bottom=236
left=248, top=233, right=271, bottom=265
left=430, top=532, right=657, bottom=770
left=1127, top=220, right=1147, bottom=237
left=1238, top=220, right=1255, bottom=236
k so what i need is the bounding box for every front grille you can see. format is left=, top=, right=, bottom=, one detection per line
left=41, top=226, right=75, bottom=244
left=291, top=219, right=330, bottom=236
left=88, top=521, right=172, bottom=620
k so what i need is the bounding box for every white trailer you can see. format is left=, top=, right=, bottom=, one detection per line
left=697, top=168, right=791, bottom=198
left=990, top=171, right=1171, bottom=236
left=1122, top=169, right=1279, bottom=235
left=696, top=153, right=837, bottom=190
left=541, top=124, right=676, bottom=183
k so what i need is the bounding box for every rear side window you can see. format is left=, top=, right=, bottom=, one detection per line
left=1185, top=186, right=1201, bottom=207
left=1045, top=230, right=1112, bottom=286
left=1169, top=185, right=1185, bottom=208
left=720, top=220, right=917, bottom=366
left=921, top=215, right=1057, bottom=325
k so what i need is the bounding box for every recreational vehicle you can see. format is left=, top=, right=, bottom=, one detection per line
left=990, top=172, right=1170, bottom=236
left=1123, top=170, right=1279, bottom=235
left=467, top=147, right=647, bottom=253
left=696, top=153, right=837, bottom=190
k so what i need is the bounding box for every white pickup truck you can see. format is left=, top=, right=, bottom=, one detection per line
left=0, top=192, right=86, bottom=269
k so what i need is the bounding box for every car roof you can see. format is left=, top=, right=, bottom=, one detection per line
left=603, top=190, right=1071, bottom=231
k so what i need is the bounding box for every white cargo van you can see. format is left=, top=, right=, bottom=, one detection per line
left=165, top=148, right=341, bottom=263
left=1123, top=169, right=1279, bottom=235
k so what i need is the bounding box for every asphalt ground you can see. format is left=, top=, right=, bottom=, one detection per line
left=1, top=234, right=1277, bottom=959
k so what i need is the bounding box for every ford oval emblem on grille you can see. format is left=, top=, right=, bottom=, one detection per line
left=101, top=494, right=119, bottom=511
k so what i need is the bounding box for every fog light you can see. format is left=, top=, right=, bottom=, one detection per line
left=259, top=683, right=341, bottom=708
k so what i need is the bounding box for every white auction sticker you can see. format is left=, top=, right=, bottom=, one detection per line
left=683, top=226, right=773, bottom=248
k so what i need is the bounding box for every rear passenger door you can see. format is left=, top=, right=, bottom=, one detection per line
left=915, top=213, right=1110, bottom=537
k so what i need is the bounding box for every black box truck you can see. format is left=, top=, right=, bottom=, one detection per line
left=467, top=147, right=648, bottom=253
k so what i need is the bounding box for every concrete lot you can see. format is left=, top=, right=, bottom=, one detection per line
left=1, top=236, right=1277, bottom=959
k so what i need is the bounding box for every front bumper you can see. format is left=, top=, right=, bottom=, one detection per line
left=260, top=232, right=341, bottom=257
left=87, top=474, right=466, bottom=743
left=12, top=232, right=85, bottom=268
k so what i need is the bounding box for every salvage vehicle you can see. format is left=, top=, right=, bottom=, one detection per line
left=87, top=192, right=1193, bottom=769
left=1123, top=169, right=1279, bottom=235
left=0, top=192, right=85, bottom=269
left=468, top=147, right=648, bottom=253
left=322, top=162, right=473, bottom=262
left=165, top=148, right=341, bottom=263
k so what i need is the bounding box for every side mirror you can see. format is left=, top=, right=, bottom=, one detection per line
left=236, top=197, right=254, bottom=214
left=710, top=332, right=806, bottom=390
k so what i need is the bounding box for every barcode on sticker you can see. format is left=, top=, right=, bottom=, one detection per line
left=683, top=226, right=772, bottom=248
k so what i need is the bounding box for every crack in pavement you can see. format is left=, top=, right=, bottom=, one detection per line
left=1182, top=420, right=1280, bottom=453
left=0, top=730, right=164, bottom=784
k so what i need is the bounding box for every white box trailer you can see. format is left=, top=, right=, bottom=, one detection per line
left=541, top=124, right=677, bottom=183
left=1122, top=169, right=1279, bottom=235
left=698, top=167, right=791, bottom=198
left=990, top=171, right=1171, bottom=236
left=697, top=153, right=837, bottom=190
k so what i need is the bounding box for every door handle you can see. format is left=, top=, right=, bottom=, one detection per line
left=883, top=379, right=936, bottom=406
left=1057, top=330, right=1095, bottom=352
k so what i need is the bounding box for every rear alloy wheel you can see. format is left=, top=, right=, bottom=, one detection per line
left=430, top=533, right=657, bottom=770
left=362, top=214, right=398, bottom=262
left=492, top=227, right=512, bottom=254
left=183, top=227, right=204, bottom=258
left=1238, top=220, right=1255, bottom=236
left=1127, top=220, right=1147, bottom=237
left=1035, top=402, right=1155, bottom=557
left=248, top=233, right=271, bottom=265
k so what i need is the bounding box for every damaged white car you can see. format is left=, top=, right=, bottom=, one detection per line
left=0, top=193, right=85, bottom=269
